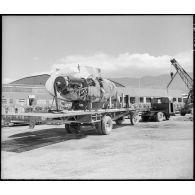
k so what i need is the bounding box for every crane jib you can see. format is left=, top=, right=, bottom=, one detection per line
left=168, top=58, right=193, bottom=91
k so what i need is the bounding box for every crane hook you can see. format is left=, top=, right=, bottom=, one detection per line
left=170, top=72, right=174, bottom=79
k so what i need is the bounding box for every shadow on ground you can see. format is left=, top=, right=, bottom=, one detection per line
left=1, top=128, right=89, bottom=153
left=1, top=123, right=132, bottom=153
left=113, top=124, right=130, bottom=129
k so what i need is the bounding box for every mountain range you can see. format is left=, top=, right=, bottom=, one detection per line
left=110, top=73, right=193, bottom=93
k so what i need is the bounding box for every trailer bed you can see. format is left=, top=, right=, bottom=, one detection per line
left=2, top=108, right=136, bottom=119
left=2, top=108, right=139, bottom=130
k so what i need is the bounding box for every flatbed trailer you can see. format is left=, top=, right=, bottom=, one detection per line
left=2, top=108, right=140, bottom=135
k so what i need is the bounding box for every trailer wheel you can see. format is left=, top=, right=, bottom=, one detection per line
left=130, top=114, right=139, bottom=125
left=101, top=116, right=113, bottom=135
left=156, top=112, right=164, bottom=122
left=115, top=117, right=124, bottom=125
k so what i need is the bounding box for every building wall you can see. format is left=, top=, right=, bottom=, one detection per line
left=117, top=87, right=183, bottom=103
left=2, top=84, right=54, bottom=114
left=2, top=84, right=184, bottom=114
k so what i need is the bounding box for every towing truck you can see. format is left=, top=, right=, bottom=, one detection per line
left=141, top=97, right=175, bottom=122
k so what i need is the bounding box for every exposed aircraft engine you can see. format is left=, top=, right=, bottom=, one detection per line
left=45, top=66, right=118, bottom=110
left=54, top=75, right=88, bottom=101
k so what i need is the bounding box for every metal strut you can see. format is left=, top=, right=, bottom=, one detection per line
left=167, top=58, right=193, bottom=91
left=54, top=82, right=59, bottom=111
left=167, top=70, right=178, bottom=91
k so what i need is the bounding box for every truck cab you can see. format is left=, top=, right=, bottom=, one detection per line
left=141, top=97, right=175, bottom=122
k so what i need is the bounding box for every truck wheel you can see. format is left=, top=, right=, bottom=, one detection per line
left=156, top=112, right=164, bottom=122
left=101, top=116, right=113, bottom=135
left=130, top=114, right=139, bottom=125
left=115, top=117, right=124, bottom=125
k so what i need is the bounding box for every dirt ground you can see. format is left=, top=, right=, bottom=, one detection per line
left=1, top=115, right=193, bottom=179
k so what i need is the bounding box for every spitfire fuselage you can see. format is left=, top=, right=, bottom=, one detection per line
left=45, top=68, right=118, bottom=105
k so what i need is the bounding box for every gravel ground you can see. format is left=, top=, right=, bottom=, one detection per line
left=1, top=115, right=193, bottom=179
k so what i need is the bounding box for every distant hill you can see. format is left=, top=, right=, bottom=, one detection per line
left=110, top=73, right=193, bottom=93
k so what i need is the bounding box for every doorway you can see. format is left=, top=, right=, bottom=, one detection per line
left=28, top=95, right=36, bottom=106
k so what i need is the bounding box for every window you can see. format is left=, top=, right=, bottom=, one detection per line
left=139, top=97, right=144, bottom=103
left=124, top=95, right=129, bottom=104
left=29, top=98, right=35, bottom=106
left=130, top=97, right=135, bottom=104
left=178, top=98, right=182, bottom=102
left=146, top=97, right=151, bottom=103
left=173, top=97, right=177, bottom=102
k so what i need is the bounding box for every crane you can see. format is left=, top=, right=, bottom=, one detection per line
left=167, top=58, right=193, bottom=116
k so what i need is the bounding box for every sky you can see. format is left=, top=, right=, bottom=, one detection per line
left=2, top=15, right=193, bottom=83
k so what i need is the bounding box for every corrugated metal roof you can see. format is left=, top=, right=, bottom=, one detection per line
left=10, top=74, right=125, bottom=87
left=10, top=74, right=50, bottom=85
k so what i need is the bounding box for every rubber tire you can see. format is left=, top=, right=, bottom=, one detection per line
left=130, top=114, right=139, bottom=125
left=115, top=117, right=125, bottom=125
left=156, top=112, right=164, bottom=122
left=101, top=116, right=113, bottom=135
